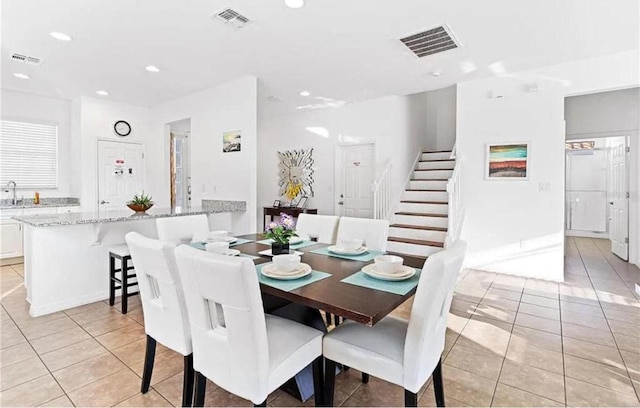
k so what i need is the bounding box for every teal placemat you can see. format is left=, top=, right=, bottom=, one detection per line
left=230, top=238, right=254, bottom=247
left=255, top=263, right=331, bottom=292
left=310, top=247, right=384, bottom=262
left=256, top=239, right=317, bottom=249
left=189, top=242, right=258, bottom=260
left=341, top=269, right=422, bottom=295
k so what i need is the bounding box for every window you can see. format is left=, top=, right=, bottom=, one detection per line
left=0, top=120, right=58, bottom=189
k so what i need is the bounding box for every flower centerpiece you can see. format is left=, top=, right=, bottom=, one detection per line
left=264, top=213, right=297, bottom=255
left=127, top=191, right=154, bottom=213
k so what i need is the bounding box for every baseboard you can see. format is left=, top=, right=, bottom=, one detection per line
left=29, top=291, right=108, bottom=317
left=565, top=230, right=609, bottom=239
left=1, top=256, right=24, bottom=266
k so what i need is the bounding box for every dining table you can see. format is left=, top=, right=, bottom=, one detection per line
left=217, top=233, right=426, bottom=327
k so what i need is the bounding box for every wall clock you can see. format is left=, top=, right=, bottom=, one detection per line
left=113, top=120, right=132, bottom=137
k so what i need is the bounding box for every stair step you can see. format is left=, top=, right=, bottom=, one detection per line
left=410, top=179, right=448, bottom=181
left=419, top=159, right=455, bottom=162
left=415, top=169, right=451, bottom=172
left=386, top=240, right=443, bottom=257
left=391, top=224, right=447, bottom=232
left=421, top=151, right=452, bottom=161
left=422, top=150, right=453, bottom=153
left=388, top=237, right=445, bottom=248
left=401, top=200, right=448, bottom=204
left=406, top=189, right=446, bottom=192
left=395, top=212, right=448, bottom=218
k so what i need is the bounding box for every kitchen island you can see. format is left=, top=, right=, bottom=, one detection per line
left=13, top=202, right=246, bottom=316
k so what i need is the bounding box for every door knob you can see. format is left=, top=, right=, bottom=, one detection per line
left=609, top=201, right=614, bottom=205
left=338, top=201, right=344, bottom=205
left=100, top=200, right=110, bottom=204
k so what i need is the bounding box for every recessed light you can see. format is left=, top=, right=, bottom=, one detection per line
left=285, top=0, right=305, bottom=8
left=145, top=65, right=160, bottom=73
left=300, top=90, right=310, bottom=97
left=96, top=90, right=109, bottom=96
left=431, top=71, right=442, bottom=77
left=13, top=73, right=30, bottom=79
left=50, top=32, right=72, bottom=41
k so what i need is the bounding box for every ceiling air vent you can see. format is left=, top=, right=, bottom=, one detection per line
left=213, top=8, right=250, bottom=28
left=399, top=24, right=460, bottom=58
left=10, top=52, right=43, bottom=65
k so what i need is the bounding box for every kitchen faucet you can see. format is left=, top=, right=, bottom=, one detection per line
left=4, top=181, right=17, bottom=205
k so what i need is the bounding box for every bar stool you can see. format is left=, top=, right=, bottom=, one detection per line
left=109, top=244, right=139, bottom=314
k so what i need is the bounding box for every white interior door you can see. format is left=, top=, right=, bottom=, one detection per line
left=566, top=150, right=608, bottom=232
left=338, top=144, right=374, bottom=218
left=610, top=138, right=628, bottom=260
left=98, top=141, right=144, bottom=211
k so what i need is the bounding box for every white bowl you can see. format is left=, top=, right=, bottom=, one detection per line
left=272, top=254, right=302, bottom=273
left=374, top=255, right=404, bottom=274
left=205, top=241, right=229, bottom=254
left=339, top=238, right=363, bottom=251
left=208, top=230, right=229, bottom=241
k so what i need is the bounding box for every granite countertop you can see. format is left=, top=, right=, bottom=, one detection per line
left=13, top=200, right=247, bottom=227
left=0, top=197, right=80, bottom=210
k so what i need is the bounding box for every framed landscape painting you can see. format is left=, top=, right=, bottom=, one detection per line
left=222, top=130, right=241, bottom=153
left=486, top=143, right=529, bottom=180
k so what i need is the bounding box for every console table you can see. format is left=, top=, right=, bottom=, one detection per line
left=263, top=207, right=318, bottom=230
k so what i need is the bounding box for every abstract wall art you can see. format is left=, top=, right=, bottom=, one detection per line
left=486, top=143, right=529, bottom=179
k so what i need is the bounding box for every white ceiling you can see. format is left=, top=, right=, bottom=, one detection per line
left=2, top=0, right=638, bottom=115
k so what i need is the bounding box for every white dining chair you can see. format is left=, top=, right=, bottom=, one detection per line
left=335, top=217, right=390, bottom=252
left=173, top=245, right=325, bottom=407
left=295, top=214, right=340, bottom=244
left=323, top=240, right=467, bottom=407
left=156, top=214, right=209, bottom=244
left=124, top=232, right=194, bottom=407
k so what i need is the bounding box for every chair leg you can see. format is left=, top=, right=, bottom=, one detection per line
left=404, top=389, right=418, bottom=407
left=432, top=359, right=445, bottom=407
left=181, top=354, right=194, bottom=408
left=324, top=358, right=337, bottom=407
left=121, top=257, right=129, bottom=314
left=361, top=372, right=369, bottom=384
left=140, top=335, right=156, bottom=393
left=312, top=356, right=324, bottom=406
left=193, top=371, right=206, bottom=407
left=109, top=255, right=116, bottom=306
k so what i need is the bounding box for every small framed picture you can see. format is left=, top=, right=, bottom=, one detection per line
left=296, top=196, right=308, bottom=209
left=485, top=142, right=530, bottom=180
left=273, top=200, right=281, bottom=208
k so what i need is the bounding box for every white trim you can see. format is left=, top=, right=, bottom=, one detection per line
left=29, top=291, right=107, bottom=317
left=565, top=230, right=609, bottom=239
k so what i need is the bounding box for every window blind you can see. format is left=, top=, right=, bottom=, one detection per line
left=0, top=120, right=58, bottom=189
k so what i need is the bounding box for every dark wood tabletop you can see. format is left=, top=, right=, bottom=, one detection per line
left=237, top=234, right=426, bottom=326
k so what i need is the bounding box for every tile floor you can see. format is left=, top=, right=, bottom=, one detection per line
left=1, top=237, right=639, bottom=407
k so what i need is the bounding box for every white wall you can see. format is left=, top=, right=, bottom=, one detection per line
left=152, top=77, right=258, bottom=234
left=73, top=97, right=153, bottom=211
left=1, top=90, right=72, bottom=199
left=257, top=93, right=428, bottom=229
left=425, top=85, right=457, bottom=151
left=457, top=77, right=566, bottom=281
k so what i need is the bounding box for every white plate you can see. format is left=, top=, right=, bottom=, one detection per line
left=222, top=249, right=241, bottom=257
left=328, top=245, right=368, bottom=256
left=258, top=249, right=304, bottom=257
left=362, top=264, right=416, bottom=281
left=261, top=263, right=312, bottom=280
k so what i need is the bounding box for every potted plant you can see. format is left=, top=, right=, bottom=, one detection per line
left=127, top=192, right=154, bottom=213
left=265, top=213, right=297, bottom=255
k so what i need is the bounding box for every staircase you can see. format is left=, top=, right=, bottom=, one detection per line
left=386, top=150, right=455, bottom=258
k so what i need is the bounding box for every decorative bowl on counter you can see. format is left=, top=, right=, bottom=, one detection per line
left=127, top=203, right=153, bottom=213
left=127, top=192, right=154, bottom=213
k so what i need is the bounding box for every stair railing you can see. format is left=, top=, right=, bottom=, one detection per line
left=446, top=144, right=464, bottom=246
left=372, top=163, right=392, bottom=220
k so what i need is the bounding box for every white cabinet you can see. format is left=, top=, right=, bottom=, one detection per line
left=57, top=206, right=81, bottom=214
left=0, top=219, right=23, bottom=258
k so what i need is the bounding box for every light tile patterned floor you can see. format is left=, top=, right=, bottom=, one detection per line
left=1, top=237, right=639, bottom=407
